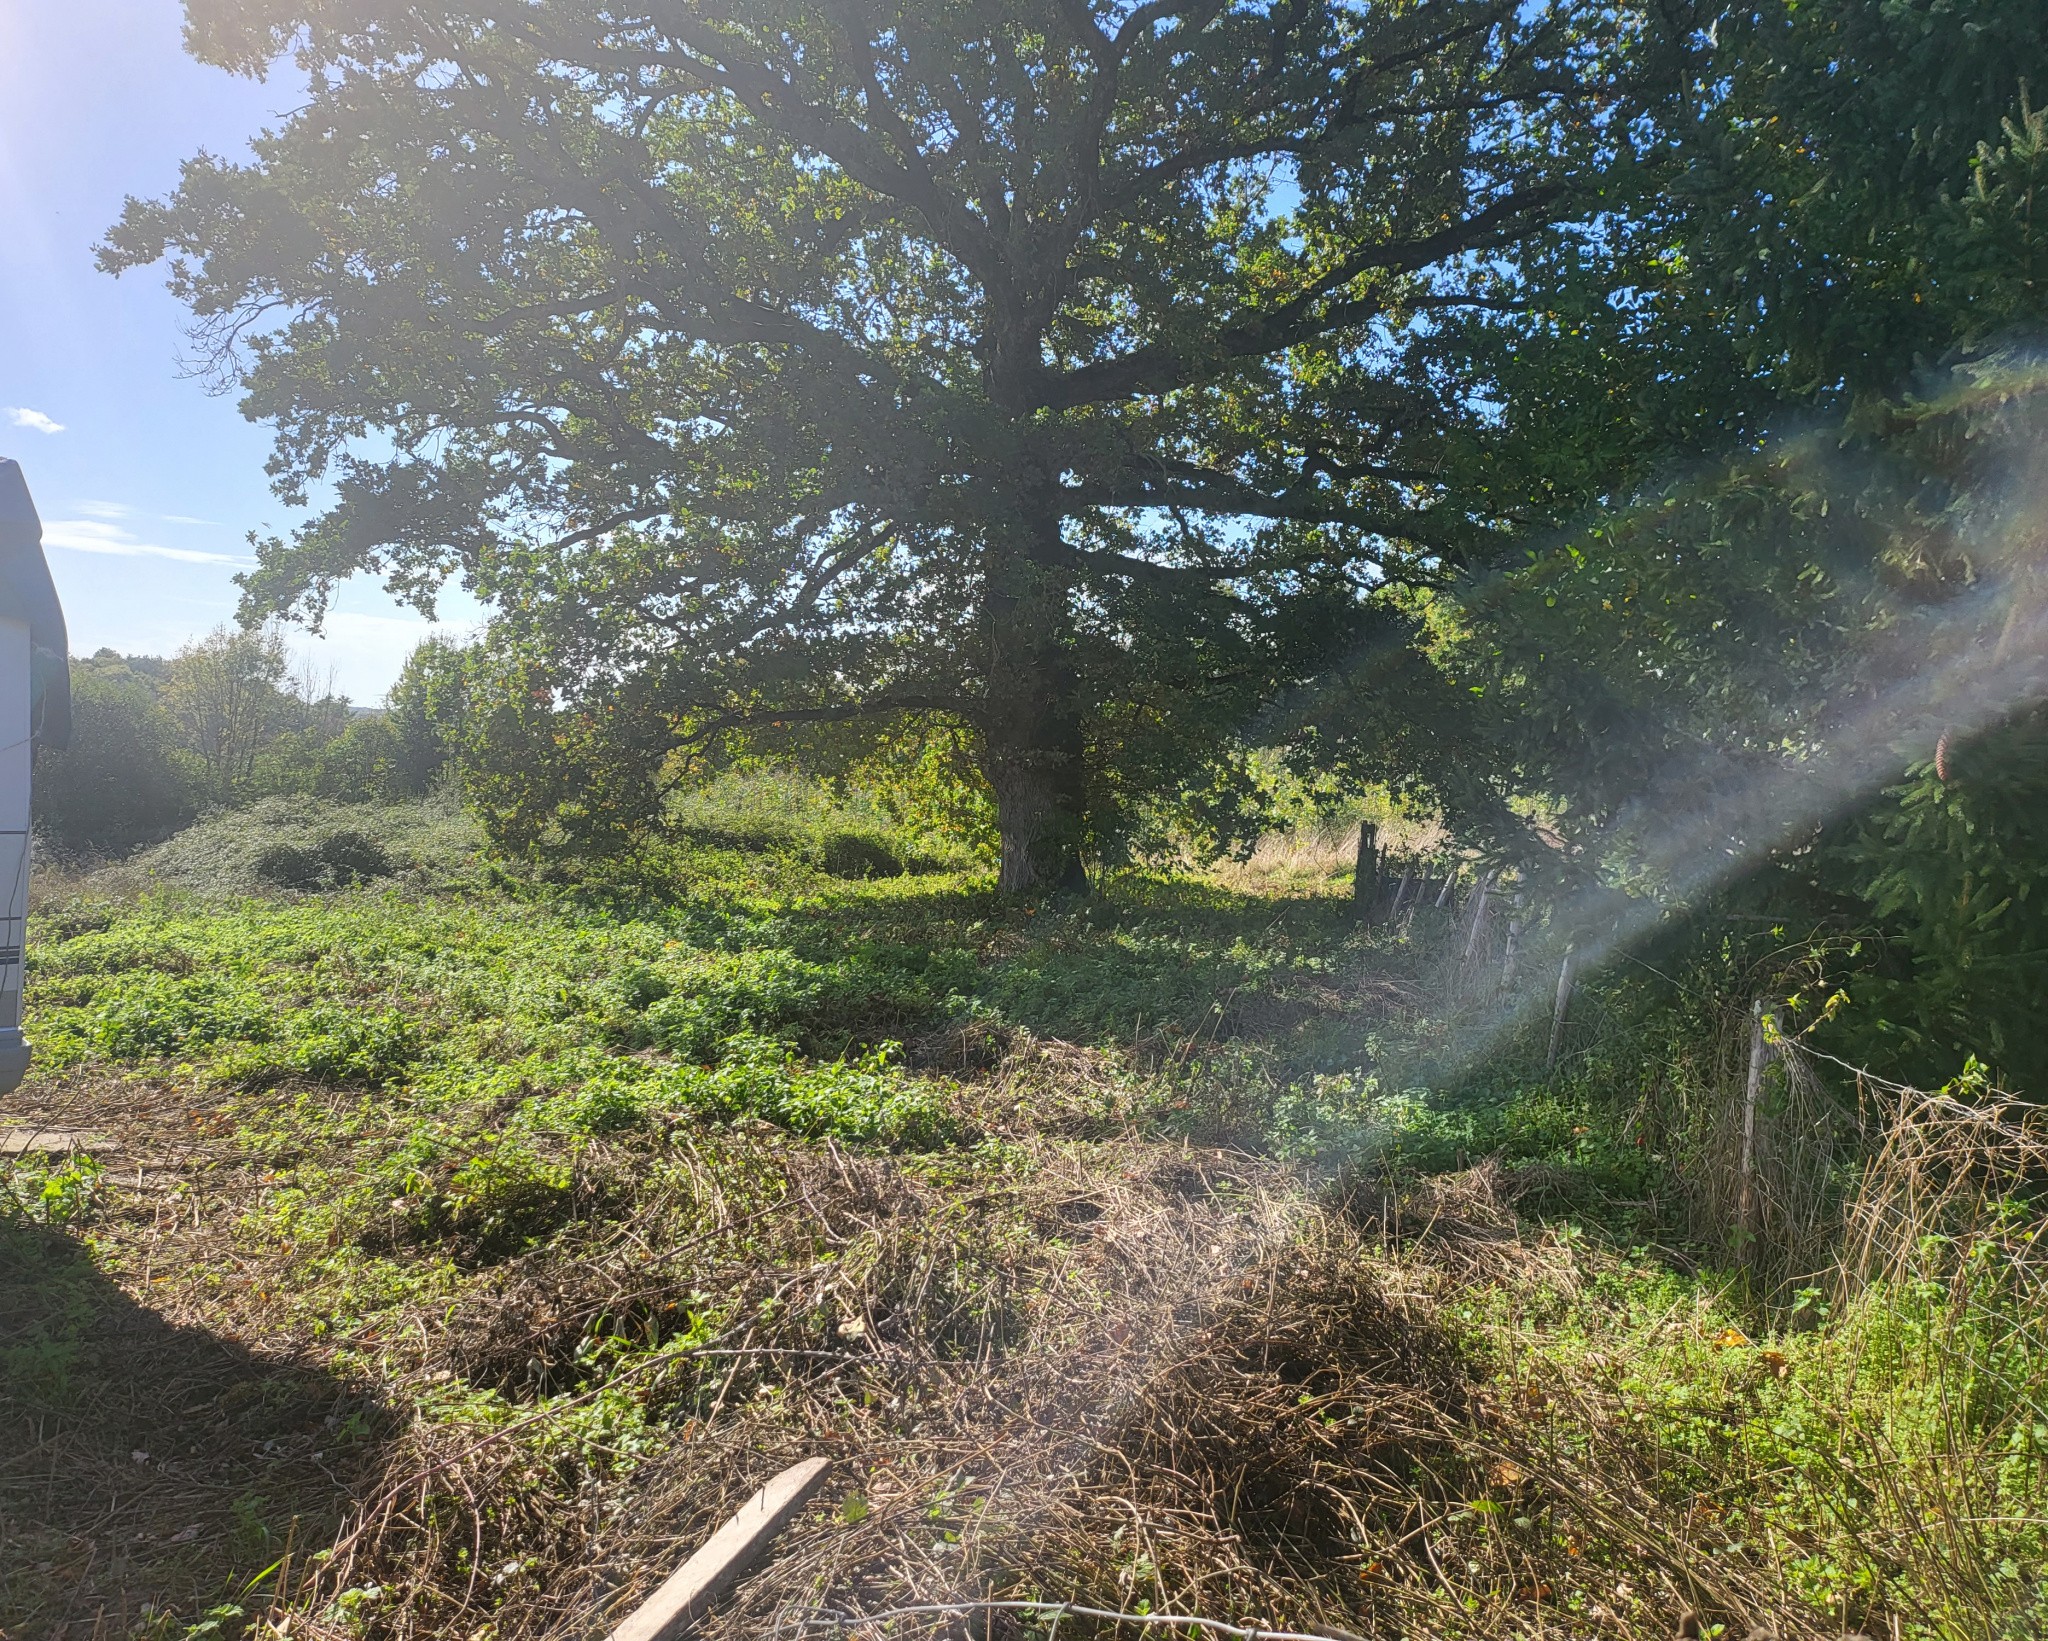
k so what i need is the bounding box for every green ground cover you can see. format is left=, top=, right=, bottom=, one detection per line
left=2, top=819, right=2042, bottom=1641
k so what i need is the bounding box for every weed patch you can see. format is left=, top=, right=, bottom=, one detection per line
left=11, top=831, right=2042, bottom=1639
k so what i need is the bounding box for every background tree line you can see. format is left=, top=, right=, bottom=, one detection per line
left=35, top=629, right=471, bottom=857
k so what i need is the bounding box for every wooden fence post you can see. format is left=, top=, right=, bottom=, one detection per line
left=1462, top=871, right=1496, bottom=962
left=1738, top=999, right=1770, bottom=1263
left=1546, top=946, right=1576, bottom=1070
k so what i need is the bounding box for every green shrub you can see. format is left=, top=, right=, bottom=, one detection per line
left=660, top=768, right=961, bottom=876
left=352, top=1128, right=578, bottom=1259
left=605, top=961, right=672, bottom=1013
left=1, top=1152, right=106, bottom=1226
left=819, top=830, right=904, bottom=878
left=252, top=841, right=326, bottom=891
left=619, top=948, right=956, bottom=1060
left=441, top=1144, right=577, bottom=1257
left=318, top=829, right=393, bottom=884
left=33, top=658, right=198, bottom=857
left=214, top=1006, right=421, bottom=1089
left=250, top=831, right=390, bottom=890
left=685, top=1036, right=959, bottom=1147
left=557, top=1037, right=960, bottom=1149
left=533, top=1077, right=657, bottom=1135
left=83, top=973, right=275, bottom=1059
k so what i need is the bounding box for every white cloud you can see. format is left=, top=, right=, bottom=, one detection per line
left=41, top=517, right=253, bottom=567
left=75, top=502, right=228, bottom=528
left=4, top=407, right=64, bottom=435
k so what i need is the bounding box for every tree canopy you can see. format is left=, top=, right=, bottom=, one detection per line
left=1411, top=0, right=2048, bottom=1084
left=110, top=0, right=1625, bottom=886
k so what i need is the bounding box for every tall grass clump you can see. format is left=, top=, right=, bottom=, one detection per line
left=1411, top=1049, right=2048, bottom=1641
left=1819, top=1069, right=2048, bottom=1635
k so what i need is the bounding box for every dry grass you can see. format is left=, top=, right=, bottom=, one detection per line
left=1, top=1045, right=1522, bottom=1641
left=304, top=1138, right=1328, bottom=1641
left=1208, top=818, right=1452, bottom=899
left=10, top=1018, right=2041, bottom=1641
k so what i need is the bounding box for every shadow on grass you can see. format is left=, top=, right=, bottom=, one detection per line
left=757, top=872, right=1387, bottom=1058
left=0, top=1216, right=373, bottom=1637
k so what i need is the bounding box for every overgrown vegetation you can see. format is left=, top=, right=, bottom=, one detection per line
left=34, top=634, right=471, bottom=858
left=14, top=0, right=2048, bottom=1636
left=6, top=823, right=2044, bottom=1639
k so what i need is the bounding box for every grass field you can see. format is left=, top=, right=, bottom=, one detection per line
left=3, top=803, right=2043, bottom=1641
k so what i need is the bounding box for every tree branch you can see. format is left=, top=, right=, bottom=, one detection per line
left=671, top=690, right=968, bottom=746
left=1035, top=182, right=1562, bottom=409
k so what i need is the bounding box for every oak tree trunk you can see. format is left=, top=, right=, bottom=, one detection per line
left=989, top=727, right=1089, bottom=893
left=982, top=509, right=1089, bottom=895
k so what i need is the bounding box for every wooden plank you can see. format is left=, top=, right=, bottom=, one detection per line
left=607, top=1457, right=832, bottom=1641
left=0, top=1125, right=106, bottom=1155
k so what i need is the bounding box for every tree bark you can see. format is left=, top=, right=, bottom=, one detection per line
left=989, top=719, right=1089, bottom=893
left=981, top=508, right=1089, bottom=895
left=1499, top=892, right=1524, bottom=989
left=1462, top=870, right=1495, bottom=962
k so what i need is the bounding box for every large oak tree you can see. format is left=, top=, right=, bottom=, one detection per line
left=113, top=0, right=1619, bottom=887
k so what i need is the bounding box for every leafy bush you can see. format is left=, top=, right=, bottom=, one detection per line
left=251, top=841, right=326, bottom=891
left=33, top=658, right=197, bottom=857
left=493, top=770, right=966, bottom=885
left=81, top=973, right=275, bottom=1060
left=316, top=829, right=394, bottom=884
left=307, top=716, right=404, bottom=803
left=819, top=830, right=904, bottom=879
left=619, top=948, right=959, bottom=1060
left=550, top=1037, right=960, bottom=1149
left=349, top=1128, right=579, bottom=1260
left=214, top=1006, right=421, bottom=1089
left=436, top=1144, right=577, bottom=1258
left=678, top=1036, right=959, bottom=1147
left=385, top=636, right=473, bottom=797
left=1, top=1152, right=106, bottom=1226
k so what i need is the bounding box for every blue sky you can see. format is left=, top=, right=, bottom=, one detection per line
left=0, top=1, right=477, bottom=703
